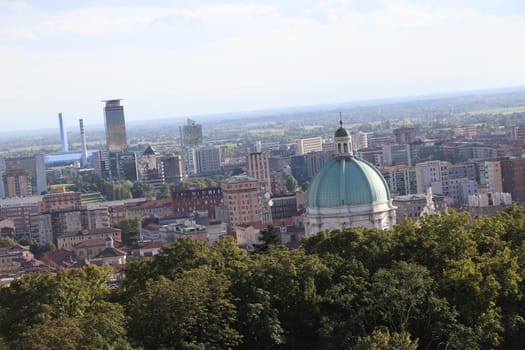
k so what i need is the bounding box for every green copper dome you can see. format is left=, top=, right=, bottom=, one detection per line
left=306, top=156, right=391, bottom=208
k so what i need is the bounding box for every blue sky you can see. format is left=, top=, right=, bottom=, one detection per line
left=1, top=0, right=524, bottom=131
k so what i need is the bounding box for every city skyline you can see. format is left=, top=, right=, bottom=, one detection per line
left=1, top=0, right=524, bottom=131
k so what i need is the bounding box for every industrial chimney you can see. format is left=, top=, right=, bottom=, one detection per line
left=58, top=113, right=68, bottom=153
left=79, top=118, right=88, bottom=167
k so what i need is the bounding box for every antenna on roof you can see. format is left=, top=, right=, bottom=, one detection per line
left=339, top=112, right=343, bottom=127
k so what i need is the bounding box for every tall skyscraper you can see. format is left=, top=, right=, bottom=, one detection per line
left=103, top=99, right=127, bottom=153
left=182, top=118, right=203, bottom=147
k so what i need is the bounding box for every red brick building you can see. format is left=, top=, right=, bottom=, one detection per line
left=171, top=187, right=223, bottom=218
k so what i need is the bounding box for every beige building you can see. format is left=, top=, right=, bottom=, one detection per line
left=0, top=196, right=41, bottom=235
left=246, top=152, right=271, bottom=193
left=478, top=160, right=503, bottom=193
left=297, top=136, right=323, bottom=155
left=57, top=227, right=121, bottom=251
left=40, top=192, right=81, bottom=212
left=221, top=175, right=262, bottom=226
left=3, top=168, right=31, bottom=198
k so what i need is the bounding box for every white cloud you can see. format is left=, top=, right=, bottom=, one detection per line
left=1, top=1, right=525, bottom=128
left=0, top=27, right=37, bottom=41
left=0, top=0, right=28, bottom=11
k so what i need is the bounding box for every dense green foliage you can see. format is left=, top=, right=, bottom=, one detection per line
left=4, top=207, right=525, bottom=349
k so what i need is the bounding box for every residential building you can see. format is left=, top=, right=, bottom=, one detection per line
left=246, top=151, right=271, bottom=193
left=56, top=227, right=121, bottom=251
left=297, top=136, right=323, bottom=155
left=171, top=187, right=223, bottom=218
left=501, top=157, right=525, bottom=203
left=381, top=166, right=417, bottom=196
left=270, top=194, right=298, bottom=219
left=192, top=146, right=222, bottom=175
left=382, top=144, right=411, bottom=166
left=393, top=193, right=448, bottom=221
left=221, top=175, right=262, bottom=226
left=475, top=160, right=503, bottom=193
left=181, top=118, right=203, bottom=147
left=351, top=131, right=369, bottom=151
left=40, top=192, right=81, bottom=212
left=415, top=160, right=450, bottom=195
left=0, top=196, right=41, bottom=237
left=2, top=154, right=47, bottom=195
left=3, top=168, right=31, bottom=197
left=393, top=127, right=416, bottom=144
left=137, top=146, right=165, bottom=191
left=162, top=154, right=184, bottom=184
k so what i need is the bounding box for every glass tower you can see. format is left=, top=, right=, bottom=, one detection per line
left=103, top=99, right=127, bottom=153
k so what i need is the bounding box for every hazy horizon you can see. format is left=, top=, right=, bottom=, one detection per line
left=1, top=0, right=524, bottom=131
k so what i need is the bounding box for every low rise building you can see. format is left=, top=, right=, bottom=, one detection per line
left=56, top=227, right=121, bottom=251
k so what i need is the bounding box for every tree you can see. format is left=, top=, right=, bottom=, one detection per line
left=127, top=267, right=241, bottom=350
left=130, top=181, right=154, bottom=198
left=156, top=182, right=172, bottom=199
left=284, top=173, right=299, bottom=193
left=257, top=225, right=280, bottom=252
left=0, top=266, right=114, bottom=345
left=118, top=216, right=142, bottom=245
left=354, top=329, right=418, bottom=350
left=234, top=246, right=330, bottom=349
left=0, top=237, right=17, bottom=247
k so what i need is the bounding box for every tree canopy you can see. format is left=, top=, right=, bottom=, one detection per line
left=3, top=207, right=525, bottom=349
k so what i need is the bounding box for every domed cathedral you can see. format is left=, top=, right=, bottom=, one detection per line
left=303, top=118, right=396, bottom=236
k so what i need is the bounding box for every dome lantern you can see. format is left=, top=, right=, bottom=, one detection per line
left=334, top=113, right=352, bottom=156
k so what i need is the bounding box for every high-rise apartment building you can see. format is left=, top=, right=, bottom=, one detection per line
left=381, top=166, right=417, bottom=196
left=501, top=157, right=525, bottom=203
left=415, top=160, right=450, bottom=195
left=138, top=146, right=165, bottom=191
left=393, top=127, right=416, bottom=144
left=2, top=154, right=46, bottom=195
left=103, top=99, right=127, bottom=153
left=476, top=160, right=503, bottom=193
left=0, top=196, right=41, bottom=235
left=382, top=144, right=411, bottom=166
left=297, top=136, right=323, bottom=155
left=221, top=175, right=262, bottom=226
left=351, top=131, right=369, bottom=151
left=162, top=154, right=184, bottom=184
left=3, top=168, right=32, bottom=198
left=182, top=118, right=203, bottom=147
left=246, top=152, right=271, bottom=193
left=93, top=150, right=137, bottom=181
left=192, top=146, right=221, bottom=175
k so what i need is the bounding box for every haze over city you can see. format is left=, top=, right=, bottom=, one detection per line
left=1, top=0, right=525, bottom=131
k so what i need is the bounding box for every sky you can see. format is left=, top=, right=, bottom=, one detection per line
left=1, top=0, right=525, bottom=131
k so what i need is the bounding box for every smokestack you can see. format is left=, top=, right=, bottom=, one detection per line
left=58, top=113, right=68, bottom=152
left=79, top=118, right=88, bottom=167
